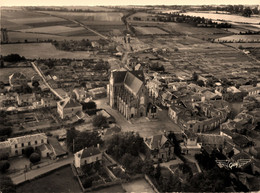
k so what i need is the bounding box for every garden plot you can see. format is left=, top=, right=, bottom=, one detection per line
left=134, top=26, right=169, bottom=35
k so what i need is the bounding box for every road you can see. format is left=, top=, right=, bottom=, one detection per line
left=11, top=157, right=73, bottom=185
left=31, top=62, right=64, bottom=100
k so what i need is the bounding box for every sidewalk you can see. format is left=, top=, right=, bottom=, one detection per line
left=11, top=157, right=73, bottom=185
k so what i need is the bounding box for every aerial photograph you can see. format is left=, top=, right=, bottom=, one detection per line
left=0, top=0, right=260, bottom=192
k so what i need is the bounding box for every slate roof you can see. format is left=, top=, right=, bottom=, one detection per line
left=81, top=147, right=101, bottom=158
left=8, top=133, right=47, bottom=145
left=59, top=98, right=81, bottom=109
left=124, top=71, right=144, bottom=95
left=145, top=134, right=170, bottom=150
left=197, top=134, right=225, bottom=145
left=48, top=137, right=67, bottom=157
left=112, top=71, right=127, bottom=84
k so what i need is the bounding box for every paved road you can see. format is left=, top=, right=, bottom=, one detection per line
left=95, top=98, right=182, bottom=138
left=11, top=157, right=73, bottom=185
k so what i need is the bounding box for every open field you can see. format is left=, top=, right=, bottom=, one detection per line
left=39, top=11, right=124, bottom=22
left=0, top=67, right=37, bottom=84
left=216, top=35, right=260, bottom=42
left=18, top=25, right=86, bottom=34
left=224, top=42, right=260, bottom=48
left=134, top=26, right=169, bottom=35
left=16, top=166, right=81, bottom=193
left=6, top=32, right=99, bottom=42
left=183, top=12, right=260, bottom=24
left=1, top=43, right=92, bottom=59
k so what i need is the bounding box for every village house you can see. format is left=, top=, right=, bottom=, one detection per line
left=239, top=85, right=260, bottom=96
left=96, top=109, right=116, bottom=124
left=7, top=133, right=48, bottom=157
left=0, top=141, right=11, bottom=156
left=9, top=72, right=27, bottom=91
left=16, top=93, right=36, bottom=106
left=197, top=133, right=225, bottom=149
left=88, top=87, right=107, bottom=99
left=41, top=97, right=57, bottom=108
left=74, top=146, right=102, bottom=168
left=57, top=97, right=82, bottom=119
left=180, top=130, right=201, bottom=155
left=73, top=87, right=87, bottom=102
left=144, top=134, right=175, bottom=162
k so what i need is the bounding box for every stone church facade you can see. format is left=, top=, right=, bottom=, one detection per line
left=108, top=69, right=155, bottom=120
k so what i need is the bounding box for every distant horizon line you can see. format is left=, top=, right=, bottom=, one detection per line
left=1, top=4, right=259, bottom=7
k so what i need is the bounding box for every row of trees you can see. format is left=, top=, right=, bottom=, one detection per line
left=66, top=128, right=103, bottom=153
left=52, top=39, right=93, bottom=51
left=1, top=54, right=26, bottom=64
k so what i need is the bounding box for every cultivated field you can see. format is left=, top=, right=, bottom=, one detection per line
left=134, top=26, right=169, bottom=35
left=18, top=25, right=85, bottom=34
left=1, top=43, right=91, bottom=59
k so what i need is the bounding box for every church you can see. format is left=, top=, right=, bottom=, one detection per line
left=108, top=69, right=157, bottom=120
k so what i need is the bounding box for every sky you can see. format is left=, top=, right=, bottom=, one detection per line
left=1, top=0, right=259, bottom=6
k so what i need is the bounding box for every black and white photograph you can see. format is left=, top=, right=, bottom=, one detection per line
left=0, top=0, right=260, bottom=192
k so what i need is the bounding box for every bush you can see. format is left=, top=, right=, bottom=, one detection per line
left=29, top=153, right=41, bottom=164
left=0, top=160, right=10, bottom=173
left=92, top=114, right=107, bottom=128
left=0, top=176, right=16, bottom=193
left=0, top=153, right=9, bottom=161
left=24, top=146, right=34, bottom=158
left=82, top=177, right=93, bottom=188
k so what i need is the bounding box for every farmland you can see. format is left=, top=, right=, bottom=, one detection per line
left=216, top=35, right=260, bottom=42
left=134, top=26, right=169, bottom=35
left=1, top=43, right=92, bottom=59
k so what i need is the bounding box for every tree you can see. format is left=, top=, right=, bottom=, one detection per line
left=197, top=80, right=205, bottom=87
left=32, top=81, right=39, bottom=88
left=82, top=101, right=97, bottom=110
left=24, top=146, right=34, bottom=158
left=142, top=159, right=155, bottom=176
left=82, top=177, right=92, bottom=188
left=0, top=153, right=9, bottom=161
left=92, top=114, right=107, bottom=128
left=66, top=128, right=79, bottom=152
left=155, top=162, right=161, bottom=179
left=0, top=176, right=16, bottom=193
left=3, top=54, right=26, bottom=63
left=192, top=72, right=198, bottom=82
left=242, top=7, right=252, bottom=17
left=121, top=153, right=133, bottom=170
left=0, top=126, right=12, bottom=137
left=73, top=131, right=103, bottom=153
left=0, top=161, right=10, bottom=173
left=29, top=153, right=41, bottom=164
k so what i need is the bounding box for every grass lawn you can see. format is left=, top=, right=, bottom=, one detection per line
left=16, top=166, right=81, bottom=193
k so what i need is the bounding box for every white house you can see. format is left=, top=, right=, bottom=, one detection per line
left=74, top=147, right=102, bottom=168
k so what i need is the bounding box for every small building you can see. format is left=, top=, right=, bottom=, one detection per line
left=96, top=109, right=116, bottom=124
left=180, top=130, right=201, bottom=155
left=41, top=97, right=57, bottom=108
left=57, top=97, right=82, bottom=119
left=16, top=93, right=36, bottom=106
left=0, top=141, right=11, bottom=156
left=8, top=133, right=47, bottom=157
left=48, top=137, right=67, bottom=159
left=144, top=134, right=175, bottom=162
left=88, top=87, right=107, bottom=99
left=74, top=147, right=102, bottom=168
left=73, top=88, right=87, bottom=102
left=37, top=144, right=52, bottom=158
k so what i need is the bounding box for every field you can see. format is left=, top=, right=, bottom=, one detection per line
left=18, top=25, right=86, bottom=34
left=216, top=35, right=260, bottom=42
left=134, top=26, right=169, bottom=35
left=16, top=166, right=81, bottom=193
left=0, top=67, right=37, bottom=84
left=1, top=43, right=92, bottom=59
left=183, top=12, right=260, bottom=24
left=224, top=42, right=260, bottom=48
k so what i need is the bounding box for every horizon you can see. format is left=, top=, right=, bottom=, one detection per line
left=1, top=0, right=259, bottom=7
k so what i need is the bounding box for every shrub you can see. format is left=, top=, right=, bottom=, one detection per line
left=29, top=153, right=41, bottom=164
left=0, top=153, right=9, bottom=161
left=24, top=146, right=34, bottom=158
left=0, top=160, right=10, bottom=173
left=82, top=177, right=93, bottom=188
left=92, top=114, right=107, bottom=128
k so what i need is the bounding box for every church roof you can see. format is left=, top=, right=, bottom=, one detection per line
left=124, top=71, right=144, bottom=95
